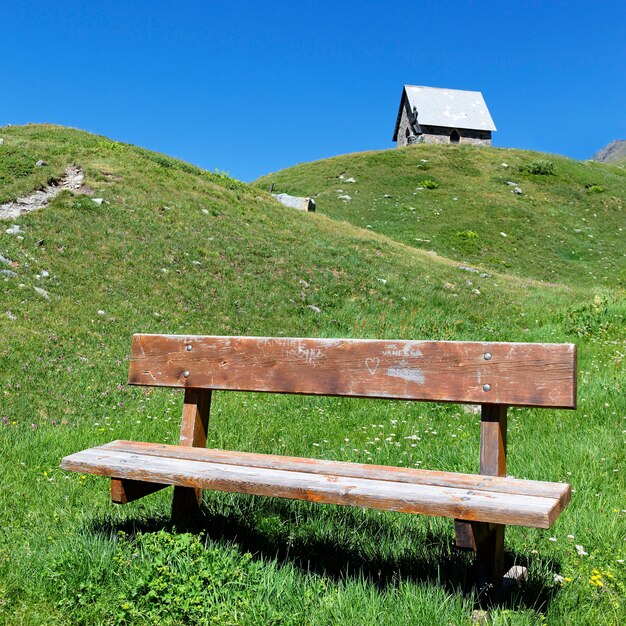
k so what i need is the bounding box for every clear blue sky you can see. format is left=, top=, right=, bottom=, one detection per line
left=2, top=1, right=624, bottom=181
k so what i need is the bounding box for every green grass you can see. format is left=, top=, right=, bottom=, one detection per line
left=255, top=144, right=626, bottom=289
left=0, top=125, right=625, bottom=624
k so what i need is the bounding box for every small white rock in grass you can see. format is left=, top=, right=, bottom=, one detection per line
left=92, top=198, right=104, bottom=205
left=549, top=537, right=557, bottom=542
left=383, top=194, right=392, bottom=198
left=0, top=269, right=17, bottom=278
left=307, top=305, right=321, bottom=314
left=501, top=162, right=509, bottom=168
left=420, top=159, right=428, bottom=163
left=97, top=310, right=105, bottom=315
left=344, top=177, right=356, bottom=183
left=506, top=181, right=519, bottom=186
left=34, top=287, right=49, bottom=299
left=6, top=224, right=23, bottom=235
left=513, top=187, right=523, bottom=194
left=500, top=232, right=508, bottom=237
left=0, top=254, right=12, bottom=265
left=6, top=311, right=16, bottom=320
left=378, top=278, right=387, bottom=285
left=338, top=195, right=351, bottom=201
left=41, top=270, right=49, bottom=278
left=201, top=209, right=209, bottom=214
left=471, top=289, right=481, bottom=295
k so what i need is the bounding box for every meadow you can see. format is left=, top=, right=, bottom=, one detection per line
left=0, top=125, right=624, bottom=625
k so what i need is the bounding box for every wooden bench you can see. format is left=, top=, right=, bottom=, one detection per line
left=61, top=334, right=576, bottom=588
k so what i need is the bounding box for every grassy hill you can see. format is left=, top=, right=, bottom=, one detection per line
left=256, top=144, right=625, bottom=288
left=1, top=125, right=624, bottom=625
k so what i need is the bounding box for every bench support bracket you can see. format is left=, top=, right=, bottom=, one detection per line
left=172, top=388, right=212, bottom=519
left=111, top=478, right=169, bottom=504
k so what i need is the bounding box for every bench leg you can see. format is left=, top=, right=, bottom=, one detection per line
left=475, top=524, right=505, bottom=591
left=455, top=520, right=505, bottom=590
left=172, top=388, right=212, bottom=520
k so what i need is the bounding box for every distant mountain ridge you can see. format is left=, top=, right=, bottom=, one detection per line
left=593, top=139, right=626, bottom=163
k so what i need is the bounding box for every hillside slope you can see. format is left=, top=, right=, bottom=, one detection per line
left=1, top=125, right=624, bottom=625
left=256, top=144, right=625, bottom=288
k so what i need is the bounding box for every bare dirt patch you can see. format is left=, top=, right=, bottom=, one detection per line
left=0, top=165, right=90, bottom=220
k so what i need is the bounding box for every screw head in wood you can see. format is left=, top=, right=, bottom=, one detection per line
left=483, top=384, right=491, bottom=392
left=484, top=352, right=492, bottom=360
left=182, top=370, right=190, bottom=378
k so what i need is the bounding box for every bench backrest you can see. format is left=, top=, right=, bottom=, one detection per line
left=128, top=335, right=576, bottom=409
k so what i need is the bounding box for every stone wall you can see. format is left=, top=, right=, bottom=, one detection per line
left=395, top=103, right=492, bottom=147
left=418, top=125, right=491, bottom=146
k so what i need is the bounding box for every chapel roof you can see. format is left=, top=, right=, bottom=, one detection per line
left=393, top=85, right=496, bottom=140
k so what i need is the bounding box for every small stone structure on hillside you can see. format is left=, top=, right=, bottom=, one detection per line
left=272, top=193, right=316, bottom=212
left=393, top=85, right=496, bottom=147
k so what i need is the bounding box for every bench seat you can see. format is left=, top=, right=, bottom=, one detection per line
left=61, top=440, right=570, bottom=529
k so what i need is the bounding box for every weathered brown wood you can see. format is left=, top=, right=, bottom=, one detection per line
left=475, top=404, right=508, bottom=585
left=454, top=520, right=497, bottom=550
left=128, top=335, right=577, bottom=408
left=98, top=440, right=571, bottom=502
left=111, top=477, right=169, bottom=503
left=476, top=524, right=506, bottom=590
left=172, top=388, right=212, bottom=518
left=480, top=404, right=507, bottom=477
left=60, top=445, right=569, bottom=528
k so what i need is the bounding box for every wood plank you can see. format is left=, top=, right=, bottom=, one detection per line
left=60, top=447, right=567, bottom=528
left=172, top=389, right=212, bottom=518
left=128, top=335, right=577, bottom=408
left=96, top=440, right=571, bottom=502
left=111, top=478, right=169, bottom=504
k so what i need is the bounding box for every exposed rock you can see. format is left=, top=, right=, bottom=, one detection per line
left=344, top=177, right=356, bottom=183
left=471, top=288, right=481, bottom=295
left=6, top=224, right=23, bottom=235
left=0, top=165, right=86, bottom=219
left=506, top=181, right=519, bottom=186
left=307, top=304, right=321, bottom=313
left=383, top=194, right=392, bottom=198
left=500, top=232, right=508, bottom=237
left=35, top=160, right=47, bottom=167
left=592, top=139, right=626, bottom=163
left=458, top=265, right=478, bottom=273
left=338, top=195, right=352, bottom=201
left=479, top=273, right=491, bottom=278
left=504, top=565, right=529, bottom=587
left=0, top=254, right=12, bottom=265
left=0, top=138, right=4, bottom=146
left=34, top=286, right=49, bottom=299
left=513, top=187, right=523, bottom=194
left=0, top=269, right=17, bottom=278
left=92, top=198, right=104, bottom=205
left=6, top=311, right=16, bottom=320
